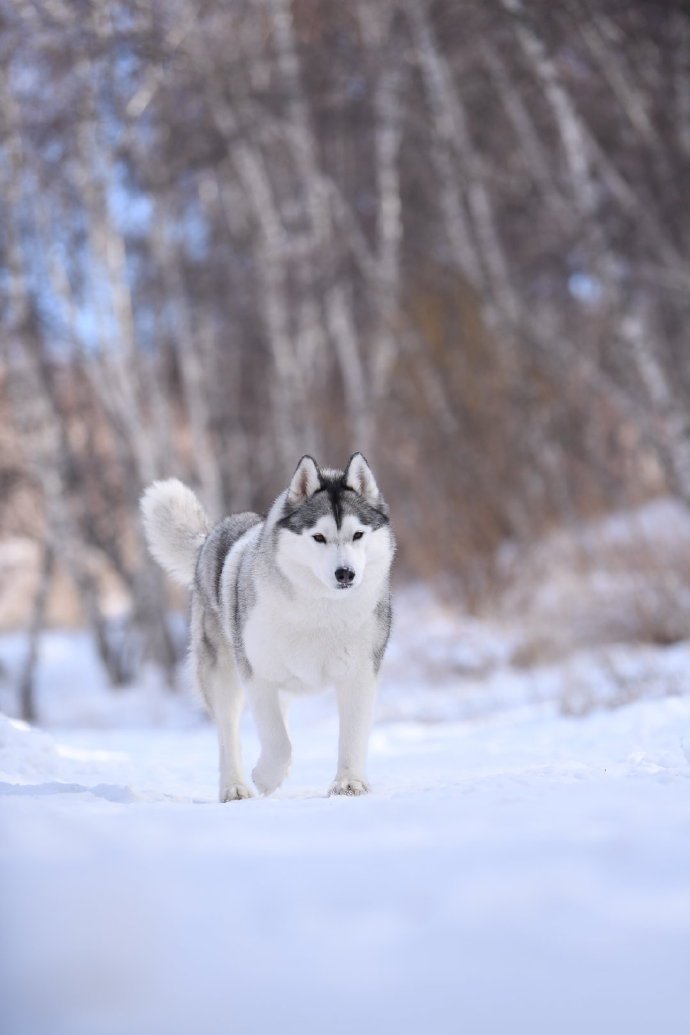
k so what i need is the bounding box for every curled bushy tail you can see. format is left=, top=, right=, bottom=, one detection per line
left=140, top=479, right=210, bottom=587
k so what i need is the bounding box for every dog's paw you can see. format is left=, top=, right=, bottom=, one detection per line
left=220, top=783, right=253, bottom=802
left=252, top=759, right=290, bottom=796
left=328, top=777, right=369, bottom=797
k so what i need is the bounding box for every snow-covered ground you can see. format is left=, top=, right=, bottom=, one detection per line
left=2, top=687, right=690, bottom=1032
left=1, top=571, right=690, bottom=1035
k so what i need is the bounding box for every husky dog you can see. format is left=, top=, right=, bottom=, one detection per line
left=141, top=454, right=395, bottom=801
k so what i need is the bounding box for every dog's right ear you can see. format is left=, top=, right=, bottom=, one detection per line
left=287, top=455, right=321, bottom=506
left=344, top=452, right=380, bottom=503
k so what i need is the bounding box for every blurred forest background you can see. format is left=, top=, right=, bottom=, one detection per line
left=2, top=0, right=690, bottom=717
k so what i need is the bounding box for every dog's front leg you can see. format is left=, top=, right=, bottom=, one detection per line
left=330, top=666, right=378, bottom=796
left=249, top=681, right=292, bottom=795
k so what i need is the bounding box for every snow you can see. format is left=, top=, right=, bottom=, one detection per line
left=2, top=689, right=690, bottom=1035
left=2, top=568, right=690, bottom=1035
left=0, top=629, right=202, bottom=730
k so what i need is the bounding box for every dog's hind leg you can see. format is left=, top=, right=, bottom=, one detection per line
left=214, top=660, right=252, bottom=803
left=194, top=608, right=252, bottom=802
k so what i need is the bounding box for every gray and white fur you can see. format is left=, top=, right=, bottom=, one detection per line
left=140, top=453, right=395, bottom=801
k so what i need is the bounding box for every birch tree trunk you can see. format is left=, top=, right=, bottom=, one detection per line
left=18, top=544, right=54, bottom=723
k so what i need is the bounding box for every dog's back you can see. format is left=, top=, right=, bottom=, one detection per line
left=194, top=513, right=263, bottom=613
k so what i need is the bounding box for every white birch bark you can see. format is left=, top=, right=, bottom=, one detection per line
left=151, top=198, right=223, bottom=516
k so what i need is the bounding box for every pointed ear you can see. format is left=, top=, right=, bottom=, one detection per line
left=287, top=455, right=321, bottom=505
left=344, top=452, right=379, bottom=502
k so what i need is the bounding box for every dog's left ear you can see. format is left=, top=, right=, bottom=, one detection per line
left=287, top=455, right=321, bottom=505
left=344, top=452, right=379, bottom=503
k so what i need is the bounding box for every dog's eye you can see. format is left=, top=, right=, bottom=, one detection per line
left=353, top=531, right=364, bottom=541
left=312, top=534, right=327, bottom=544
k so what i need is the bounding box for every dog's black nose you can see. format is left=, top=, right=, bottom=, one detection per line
left=335, top=567, right=355, bottom=585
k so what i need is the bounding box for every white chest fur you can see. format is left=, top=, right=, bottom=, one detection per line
left=242, top=583, right=378, bottom=692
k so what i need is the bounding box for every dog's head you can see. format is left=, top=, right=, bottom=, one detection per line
left=275, top=453, right=394, bottom=596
